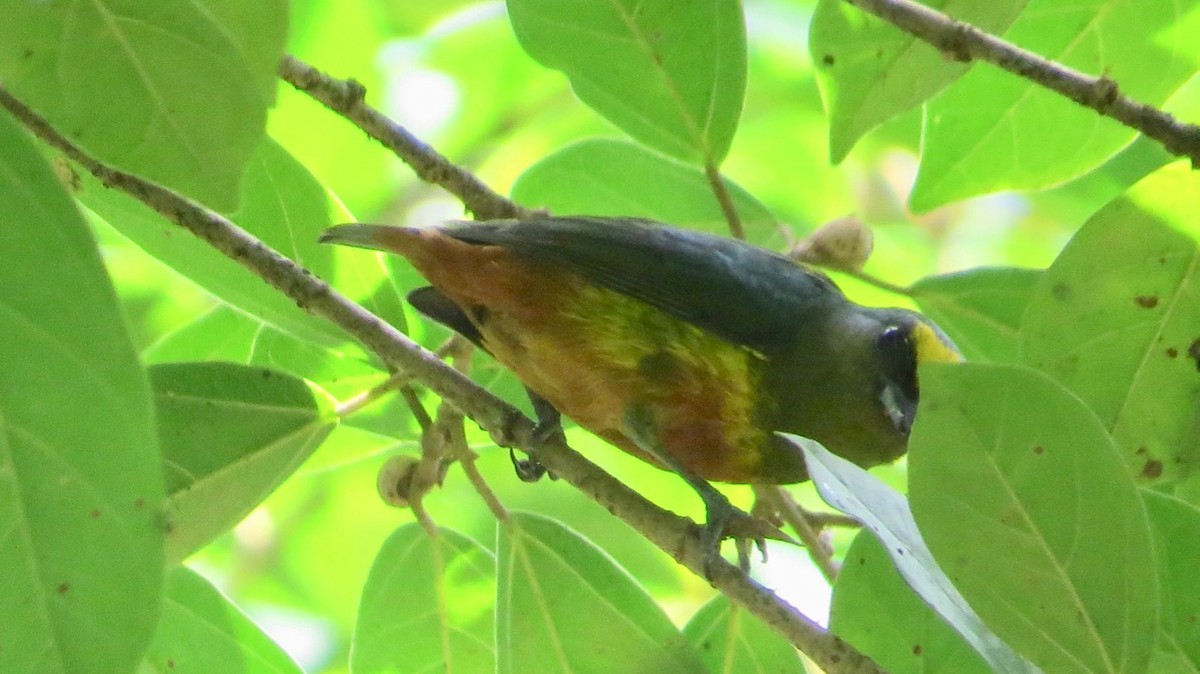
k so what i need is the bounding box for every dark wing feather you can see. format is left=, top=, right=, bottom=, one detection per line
left=407, top=286, right=484, bottom=346
left=439, top=216, right=845, bottom=353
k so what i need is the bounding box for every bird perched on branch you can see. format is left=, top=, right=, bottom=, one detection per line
left=320, top=216, right=961, bottom=547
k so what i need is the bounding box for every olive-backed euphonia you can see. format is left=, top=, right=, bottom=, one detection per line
left=320, top=216, right=962, bottom=490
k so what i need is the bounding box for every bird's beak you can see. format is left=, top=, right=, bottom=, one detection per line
left=318, top=224, right=395, bottom=251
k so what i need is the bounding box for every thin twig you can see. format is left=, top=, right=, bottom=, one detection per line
left=842, top=269, right=912, bottom=297
left=401, top=384, right=433, bottom=431
left=841, top=0, right=1200, bottom=165
left=757, top=486, right=841, bottom=584
left=803, top=510, right=863, bottom=529
left=0, top=84, right=882, bottom=674
left=277, top=55, right=533, bottom=220
left=704, top=163, right=745, bottom=240
left=441, top=336, right=508, bottom=521
left=335, top=371, right=409, bottom=417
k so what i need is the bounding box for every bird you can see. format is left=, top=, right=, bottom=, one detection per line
left=320, top=216, right=961, bottom=549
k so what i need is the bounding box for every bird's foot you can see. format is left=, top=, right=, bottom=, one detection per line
left=694, top=485, right=781, bottom=577
left=509, top=447, right=549, bottom=483
left=508, top=387, right=564, bottom=482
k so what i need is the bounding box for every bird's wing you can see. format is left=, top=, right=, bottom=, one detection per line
left=439, top=216, right=844, bottom=353
left=407, top=286, right=484, bottom=346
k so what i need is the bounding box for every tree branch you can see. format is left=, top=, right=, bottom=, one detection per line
left=276, top=55, right=533, bottom=220
left=0, top=85, right=883, bottom=674
left=842, top=0, right=1200, bottom=166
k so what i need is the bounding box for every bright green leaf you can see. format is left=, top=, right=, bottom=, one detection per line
left=80, top=138, right=352, bottom=347
left=510, top=139, right=778, bottom=245
left=913, top=267, right=1042, bottom=362
left=811, top=0, right=1026, bottom=162
left=0, top=112, right=164, bottom=673
left=910, top=363, right=1157, bottom=674
left=144, top=306, right=262, bottom=364
left=143, top=567, right=303, bottom=674
left=421, top=9, right=568, bottom=162
left=269, top=1, right=395, bottom=213
left=832, top=533, right=993, bottom=674
left=0, top=0, right=287, bottom=211
left=1143, top=492, right=1200, bottom=673
left=912, top=0, right=1200, bottom=210
left=154, top=362, right=336, bottom=565
left=352, top=524, right=496, bottom=674
left=1020, top=167, right=1200, bottom=482
left=1121, top=159, right=1200, bottom=242
left=682, top=595, right=804, bottom=674
left=791, top=435, right=1034, bottom=674
left=1045, top=136, right=1173, bottom=223
left=497, top=512, right=704, bottom=674
left=506, top=0, right=747, bottom=165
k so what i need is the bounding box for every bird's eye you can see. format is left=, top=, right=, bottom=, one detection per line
left=876, top=324, right=919, bottom=411
left=878, top=323, right=912, bottom=381
left=877, top=326, right=909, bottom=359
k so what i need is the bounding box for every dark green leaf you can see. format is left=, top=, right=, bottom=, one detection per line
left=0, top=0, right=287, bottom=210
left=353, top=524, right=496, bottom=674
left=154, top=362, right=336, bottom=565
left=910, top=363, right=1157, bottom=674
left=506, top=0, right=746, bottom=164
left=0, top=112, right=163, bottom=673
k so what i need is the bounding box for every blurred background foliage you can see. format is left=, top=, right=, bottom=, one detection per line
left=80, top=0, right=1196, bottom=671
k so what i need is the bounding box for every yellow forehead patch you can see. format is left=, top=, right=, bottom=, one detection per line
left=912, top=321, right=964, bottom=364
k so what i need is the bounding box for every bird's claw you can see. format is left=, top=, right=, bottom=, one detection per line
left=508, top=447, right=548, bottom=483
left=695, top=491, right=787, bottom=577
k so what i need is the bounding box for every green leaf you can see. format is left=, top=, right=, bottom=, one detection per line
left=146, top=306, right=416, bottom=442
left=1020, top=166, right=1200, bottom=482
left=910, top=363, right=1157, bottom=674
left=1045, top=136, right=1173, bottom=223
left=0, top=0, right=287, bottom=211
left=154, top=362, right=336, bottom=565
left=80, top=138, right=352, bottom=347
left=269, top=2, right=395, bottom=212
left=832, top=533, right=993, bottom=674
left=913, top=267, right=1042, bottom=363
left=510, top=139, right=779, bottom=246
left=0, top=112, right=163, bottom=673
left=352, top=524, right=496, bottom=674
left=790, top=435, right=1034, bottom=674
left=144, top=306, right=262, bottom=363
left=1143, top=492, right=1200, bottom=673
left=682, top=595, right=804, bottom=674
left=506, top=0, right=746, bottom=165
left=911, top=0, right=1200, bottom=210
left=143, top=567, right=303, bottom=674
left=497, top=512, right=704, bottom=674
left=810, top=0, right=1026, bottom=162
